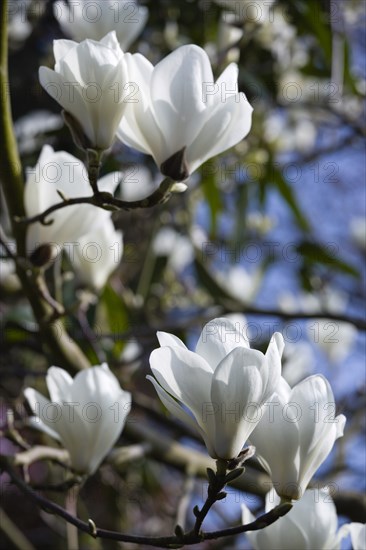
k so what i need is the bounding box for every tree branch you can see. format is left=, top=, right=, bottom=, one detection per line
left=16, top=177, right=176, bottom=227
left=0, top=457, right=291, bottom=547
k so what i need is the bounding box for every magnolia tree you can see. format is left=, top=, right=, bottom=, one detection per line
left=0, top=0, right=365, bottom=549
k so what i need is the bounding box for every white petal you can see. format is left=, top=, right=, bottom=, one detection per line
left=46, top=367, right=73, bottom=402
left=150, top=45, right=213, bottom=159
left=24, top=388, right=50, bottom=416
left=149, top=347, right=212, bottom=420
left=147, top=375, right=200, bottom=435
left=196, top=317, right=249, bottom=370
left=187, top=93, right=252, bottom=173
left=210, top=347, right=267, bottom=458
left=156, top=331, right=187, bottom=349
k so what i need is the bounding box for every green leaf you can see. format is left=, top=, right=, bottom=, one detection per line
left=270, top=167, right=310, bottom=231
left=200, top=159, right=223, bottom=238
left=100, top=285, right=130, bottom=355
left=298, top=241, right=359, bottom=277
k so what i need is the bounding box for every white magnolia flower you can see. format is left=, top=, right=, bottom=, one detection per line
left=69, top=218, right=123, bottom=290
left=54, top=0, right=148, bottom=50
left=218, top=12, right=243, bottom=51
left=249, top=375, right=346, bottom=500
left=215, top=264, right=262, bottom=304
left=148, top=317, right=283, bottom=460
left=346, top=523, right=366, bottom=550
left=24, top=145, right=121, bottom=272
left=117, top=44, right=253, bottom=181
left=24, top=364, right=131, bottom=474
left=39, top=32, right=131, bottom=150
left=309, top=319, right=357, bottom=364
left=152, top=227, right=194, bottom=273
left=242, top=488, right=349, bottom=549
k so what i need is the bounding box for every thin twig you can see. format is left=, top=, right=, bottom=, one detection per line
left=16, top=178, right=176, bottom=227
left=0, top=457, right=291, bottom=547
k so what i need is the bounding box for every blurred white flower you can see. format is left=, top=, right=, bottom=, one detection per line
left=264, top=111, right=316, bottom=153
left=350, top=217, right=366, bottom=250
left=278, top=287, right=348, bottom=315
left=242, top=488, right=349, bottom=549
left=215, top=264, right=262, bottom=304
left=14, top=110, right=63, bottom=155
left=345, top=523, right=366, bottom=550
left=308, top=319, right=357, bottom=364
left=148, top=317, right=283, bottom=459
left=24, top=145, right=121, bottom=279
left=7, top=0, right=32, bottom=44
left=152, top=227, right=194, bottom=273
left=117, top=44, right=253, bottom=180
left=217, top=12, right=243, bottom=63
left=69, top=218, right=123, bottom=290
left=249, top=375, right=346, bottom=500
left=24, top=364, right=131, bottom=475
left=246, top=211, right=276, bottom=235
left=0, top=258, right=20, bottom=291
left=54, top=0, right=148, bottom=50
left=117, top=165, right=160, bottom=201
left=39, top=32, right=131, bottom=151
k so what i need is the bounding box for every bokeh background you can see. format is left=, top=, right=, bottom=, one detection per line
left=1, top=0, right=365, bottom=548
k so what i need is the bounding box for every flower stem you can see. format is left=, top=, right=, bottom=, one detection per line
left=66, top=485, right=80, bottom=550
left=190, top=459, right=229, bottom=537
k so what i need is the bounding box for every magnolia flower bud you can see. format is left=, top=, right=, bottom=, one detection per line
left=346, top=523, right=366, bottom=550
left=39, top=32, right=131, bottom=151
left=24, top=364, right=131, bottom=475
left=54, top=0, right=148, bottom=51
left=24, top=145, right=122, bottom=287
left=148, top=317, right=283, bottom=460
left=242, top=488, right=350, bottom=549
left=249, top=375, right=346, bottom=500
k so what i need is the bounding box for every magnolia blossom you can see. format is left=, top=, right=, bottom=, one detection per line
left=39, top=32, right=131, bottom=150
left=249, top=375, right=346, bottom=500
left=308, top=318, right=357, bottom=364
left=24, top=145, right=122, bottom=286
left=346, top=523, right=366, bottom=550
left=148, top=318, right=283, bottom=460
left=24, top=364, right=131, bottom=474
left=54, top=0, right=148, bottom=50
left=117, top=45, right=253, bottom=181
left=215, top=264, right=262, bottom=304
left=242, top=488, right=349, bottom=549
left=69, top=218, right=123, bottom=290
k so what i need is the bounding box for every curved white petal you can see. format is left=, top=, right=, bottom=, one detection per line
left=156, top=331, right=187, bottom=349
left=187, top=93, right=253, bottom=173
left=149, top=346, right=212, bottom=420
left=147, top=375, right=200, bottom=435
left=46, top=367, right=73, bottom=402
left=210, top=347, right=267, bottom=458
left=195, top=317, right=249, bottom=370
left=150, top=45, right=213, bottom=158
left=24, top=388, right=51, bottom=417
